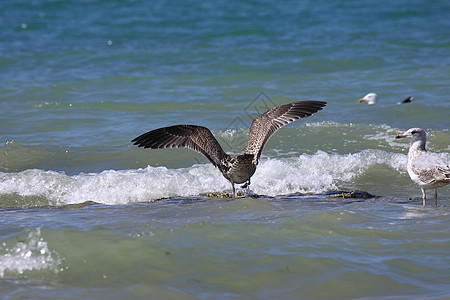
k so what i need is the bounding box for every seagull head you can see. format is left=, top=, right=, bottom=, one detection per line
left=395, top=128, right=427, bottom=148
left=358, top=93, right=378, bottom=105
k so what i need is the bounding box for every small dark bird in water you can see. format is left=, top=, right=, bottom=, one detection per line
left=399, top=96, right=414, bottom=104
left=132, top=100, right=327, bottom=197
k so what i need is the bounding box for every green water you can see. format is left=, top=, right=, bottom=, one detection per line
left=1, top=0, right=449, bottom=298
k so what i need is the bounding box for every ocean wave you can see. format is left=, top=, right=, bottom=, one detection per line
left=0, top=149, right=420, bottom=206
left=1, top=123, right=447, bottom=173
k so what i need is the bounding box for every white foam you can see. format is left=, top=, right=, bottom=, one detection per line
left=0, top=166, right=230, bottom=205
left=251, top=150, right=408, bottom=196
left=0, top=149, right=418, bottom=204
left=0, top=229, right=61, bottom=277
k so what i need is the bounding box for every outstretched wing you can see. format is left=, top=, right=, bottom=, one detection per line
left=132, top=125, right=229, bottom=168
left=244, top=100, right=327, bottom=164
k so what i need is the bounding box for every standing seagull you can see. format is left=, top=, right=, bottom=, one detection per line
left=132, top=100, right=327, bottom=197
left=396, top=128, right=450, bottom=206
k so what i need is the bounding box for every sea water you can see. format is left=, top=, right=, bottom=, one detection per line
left=1, top=0, right=449, bottom=299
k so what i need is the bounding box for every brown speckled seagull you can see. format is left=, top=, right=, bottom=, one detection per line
left=396, top=128, right=450, bottom=206
left=132, top=100, right=327, bottom=197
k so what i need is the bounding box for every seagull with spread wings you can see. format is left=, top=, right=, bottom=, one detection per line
left=132, top=100, right=327, bottom=197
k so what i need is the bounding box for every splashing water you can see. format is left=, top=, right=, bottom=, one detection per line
left=0, top=229, right=61, bottom=277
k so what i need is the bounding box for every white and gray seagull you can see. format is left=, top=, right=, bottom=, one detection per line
left=396, top=128, right=450, bottom=206
left=132, top=100, right=327, bottom=197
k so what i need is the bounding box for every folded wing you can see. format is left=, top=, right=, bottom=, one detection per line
left=411, top=154, right=450, bottom=184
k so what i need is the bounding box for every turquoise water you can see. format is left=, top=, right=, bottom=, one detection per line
left=1, top=0, right=449, bottom=299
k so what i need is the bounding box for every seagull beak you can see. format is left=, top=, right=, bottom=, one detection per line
left=395, top=134, right=406, bottom=139
left=358, top=99, right=365, bottom=103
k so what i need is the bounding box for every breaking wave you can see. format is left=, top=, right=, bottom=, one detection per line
left=0, top=149, right=415, bottom=206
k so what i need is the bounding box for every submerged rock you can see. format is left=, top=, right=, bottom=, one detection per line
left=205, top=190, right=379, bottom=200
left=59, top=201, right=99, bottom=209
left=206, top=190, right=246, bottom=198
left=326, top=190, right=378, bottom=199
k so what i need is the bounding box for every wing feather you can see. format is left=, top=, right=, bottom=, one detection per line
left=245, top=100, right=327, bottom=163
left=132, top=125, right=229, bottom=167
left=411, top=154, right=450, bottom=184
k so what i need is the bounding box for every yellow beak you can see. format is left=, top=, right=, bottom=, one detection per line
left=358, top=99, right=365, bottom=103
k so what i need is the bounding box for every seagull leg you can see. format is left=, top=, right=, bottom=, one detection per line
left=434, top=188, right=438, bottom=207
left=232, top=182, right=236, bottom=198
left=421, top=188, right=426, bottom=207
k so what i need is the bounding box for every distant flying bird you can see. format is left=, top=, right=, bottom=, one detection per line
left=132, top=100, right=327, bottom=197
left=358, top=93, right=378, bottom=105
left=395, top=128, right=450, bottom=206
left=398, top=96, right=414, bottom=104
